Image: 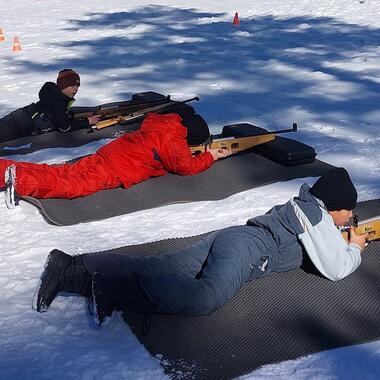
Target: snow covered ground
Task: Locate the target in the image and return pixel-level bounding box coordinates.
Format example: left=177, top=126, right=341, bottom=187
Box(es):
left=0, top=0, right=379, bottom=379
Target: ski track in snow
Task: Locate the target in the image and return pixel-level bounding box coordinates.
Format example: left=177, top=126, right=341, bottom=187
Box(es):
left=0, top=0, right=380, bottom=379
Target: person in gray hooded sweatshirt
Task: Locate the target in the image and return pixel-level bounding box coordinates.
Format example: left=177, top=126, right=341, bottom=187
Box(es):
left=34, top=167, right=368, bottom=326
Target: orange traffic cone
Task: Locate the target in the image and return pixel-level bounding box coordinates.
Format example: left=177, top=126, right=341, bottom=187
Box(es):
left=233, top=12, right=240, bottom=25
left=0, top=28, right=5, bottom=42
left=12, top=36, right=21, bottom=51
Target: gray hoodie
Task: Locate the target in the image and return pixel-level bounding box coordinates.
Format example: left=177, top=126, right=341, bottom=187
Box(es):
left=248, top=183, right=361, bottom=281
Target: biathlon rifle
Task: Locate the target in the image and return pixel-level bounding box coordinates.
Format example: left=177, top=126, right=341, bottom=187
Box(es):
left=190, top=123, right=298, bottom=156
left=93, top=96, right=200, bottom=130
left=341, top=215, right=380, bottom=243
left=73, top=96, right=171, bottom=120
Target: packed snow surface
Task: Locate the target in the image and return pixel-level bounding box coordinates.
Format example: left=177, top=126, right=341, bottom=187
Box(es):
left=0, top=0, right=379, bottom=379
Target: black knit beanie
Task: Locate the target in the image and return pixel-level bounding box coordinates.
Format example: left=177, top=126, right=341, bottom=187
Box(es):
left=309, top=167, right=357, bottom=211
left=56, top=69, right=80, bottom=90
left=181, top=114, right=210, bottom=145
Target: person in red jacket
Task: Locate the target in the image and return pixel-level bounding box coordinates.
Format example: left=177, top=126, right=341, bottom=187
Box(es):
left=0, top=112, right=229, bottom=205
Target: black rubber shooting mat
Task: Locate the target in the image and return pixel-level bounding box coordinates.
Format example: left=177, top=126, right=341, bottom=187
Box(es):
left=111, top=199, right=380, bottom=380
left=0, top=121, right=137, bottom=156
left=22, top=151, right=333, bottom=226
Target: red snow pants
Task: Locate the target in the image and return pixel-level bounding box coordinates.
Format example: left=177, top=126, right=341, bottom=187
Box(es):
left=0, top=154, right=121, bottom=199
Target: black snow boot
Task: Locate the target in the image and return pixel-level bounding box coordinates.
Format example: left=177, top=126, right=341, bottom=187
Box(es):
left=92, top=273, right=152, bottom=327
left=33, top=250, right=92, bottom=312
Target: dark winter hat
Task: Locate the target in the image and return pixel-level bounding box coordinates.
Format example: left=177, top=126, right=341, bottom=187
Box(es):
left=310, top=167, right=357, bottom=211
left=56, top=69, right=80, bottom=90
left=181, top=114, right=210, bottom=145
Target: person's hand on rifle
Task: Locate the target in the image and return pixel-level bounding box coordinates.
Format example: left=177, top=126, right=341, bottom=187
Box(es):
left=87, top=115, right=102, bottom=126
left=208, top=148, right=231, bottom=161
left=348, top=227, right=369, bottom=252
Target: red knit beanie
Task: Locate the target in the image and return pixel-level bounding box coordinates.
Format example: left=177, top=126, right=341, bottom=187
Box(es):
left=56, top=69, right=80, bottom=90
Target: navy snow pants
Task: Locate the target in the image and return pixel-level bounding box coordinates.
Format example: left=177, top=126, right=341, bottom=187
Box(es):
left=84, top=225, right=292, bottom=316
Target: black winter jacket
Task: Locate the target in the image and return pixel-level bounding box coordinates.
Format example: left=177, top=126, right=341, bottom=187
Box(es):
left=0, top=82, right=89, bottom=143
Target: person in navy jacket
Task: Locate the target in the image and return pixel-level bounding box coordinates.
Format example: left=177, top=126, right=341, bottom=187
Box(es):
left=0, top=69, right=100, bottom=143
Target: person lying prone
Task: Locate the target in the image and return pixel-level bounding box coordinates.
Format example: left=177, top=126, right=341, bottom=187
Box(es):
left=33, top=167, right=368, bottom=326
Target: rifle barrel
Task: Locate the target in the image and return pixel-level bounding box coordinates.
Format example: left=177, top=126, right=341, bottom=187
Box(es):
left=128, top=96, right=199, bottom=120
left=93, top=96, right=200, bottom=130
left=268, top=123, right=297, bottom=135
left=73, top=97, right=171, bottom=120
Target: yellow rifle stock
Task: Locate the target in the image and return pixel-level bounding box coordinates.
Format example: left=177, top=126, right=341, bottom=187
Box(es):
left=190, top=134, right=276, bottom=155
left=341, top=215, right=380, bottom=242
left=190, top=123, right=297, bottom=156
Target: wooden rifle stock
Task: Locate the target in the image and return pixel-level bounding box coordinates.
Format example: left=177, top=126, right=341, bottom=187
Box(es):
left=73, top=97, right=171, bottom=120
left=341, top=215, right=380, bottom=242
left=190, top=124, right=298, bottom=156
left=190, top=134, right=275, bottom=155
left=94, top=96, right=199, bottom=130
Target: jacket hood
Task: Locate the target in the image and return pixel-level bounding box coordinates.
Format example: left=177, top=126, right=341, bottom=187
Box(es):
left=139, top=113, right=187, bottom=138
left=296, top=182, right=327, bottom=213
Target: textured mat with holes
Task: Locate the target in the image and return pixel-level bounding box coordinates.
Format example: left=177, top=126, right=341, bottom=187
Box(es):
left=111, top=198, right=380, bottom=379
